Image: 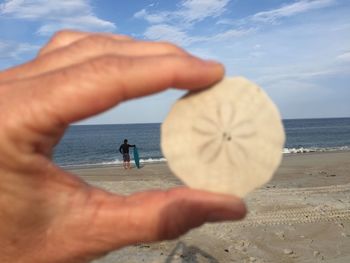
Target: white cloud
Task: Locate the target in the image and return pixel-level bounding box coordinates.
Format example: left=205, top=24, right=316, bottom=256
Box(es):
left=37, top=15, right=116, bottom=36
left=133, top=9, right=168, bottom=24
left=0, top=0, right=116, bottom=35
left=1, top=0, right=88, bottom=18
left=0, top=40, right=39, bottom=59
left=133, top=0, right=254, bottom=47
left=143, top=24, right=204, bottom=46
left=252, top=0, right=336, bottom=23
left=187, top=47, right=220, bottom=60
left=134, top=0, right=230, bottom=25
left=217, top=0, right=336, bottom=26
left=257, top=67, right=348, bottom=86
left=180, top=0, right=230, bottom=23
left=254, top=44, right=261, bottom=49
left=136, top=0, right=335, bottom=48
left=213, top=28, right=253, bottom=41
left=134, top=0, right=257, bottom=47
left=337, top=52, right=350, bottom=62
left=144, top=24, right=251, bottom=47
left=144, top=24, right=192, bottom=45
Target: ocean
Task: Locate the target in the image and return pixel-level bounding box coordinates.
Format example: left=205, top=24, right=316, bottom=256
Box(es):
left=53, top=118, right=350, bottom=168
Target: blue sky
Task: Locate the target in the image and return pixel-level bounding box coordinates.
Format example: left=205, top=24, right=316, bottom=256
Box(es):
left=0, top=0, right=349, bottom=124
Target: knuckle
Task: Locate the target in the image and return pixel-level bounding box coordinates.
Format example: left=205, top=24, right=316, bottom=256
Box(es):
left=158, top=41, right=187, bottom=54
left=156, top=213, right=189, bottom=240
left=50, top=30, right=74, bottom=43
left=78, top=34, right=133, bottom=46
left=85, top=34, right=107, bottom=43
left=165, top=188, right=188, bottom=201
left=75, top=35, right=114, bottom=50
left=153, top=190, right=191, bottom=240
left=116, top=34, right=134, bottom=41
left=39, top=30, right=76, bottom=56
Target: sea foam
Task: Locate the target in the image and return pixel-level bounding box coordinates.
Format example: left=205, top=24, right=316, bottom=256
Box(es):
left=283, top=146, right=349, bottom=154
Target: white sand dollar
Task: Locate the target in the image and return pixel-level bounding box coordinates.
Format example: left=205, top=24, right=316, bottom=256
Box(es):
left=161, top=77, right=285, bottom=197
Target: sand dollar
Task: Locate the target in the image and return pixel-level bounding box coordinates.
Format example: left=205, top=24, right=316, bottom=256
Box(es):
left=161, top=77, right=285, bottom=197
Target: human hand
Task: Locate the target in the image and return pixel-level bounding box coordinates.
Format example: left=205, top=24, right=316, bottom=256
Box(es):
left=0, top=30, right=246, bottom=263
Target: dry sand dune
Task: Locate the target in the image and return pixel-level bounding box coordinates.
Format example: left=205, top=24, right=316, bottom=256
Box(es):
left=70, top=151, right=350, bottom=263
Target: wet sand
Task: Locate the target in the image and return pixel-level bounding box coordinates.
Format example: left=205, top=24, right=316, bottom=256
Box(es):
left=69, top=151, right=350, bottom=263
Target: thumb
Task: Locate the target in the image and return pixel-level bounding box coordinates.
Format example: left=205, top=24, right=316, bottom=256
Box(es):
left=81, top=187, right=246, bottom=253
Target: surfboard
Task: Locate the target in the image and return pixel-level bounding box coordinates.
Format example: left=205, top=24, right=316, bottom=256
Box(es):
left=133, top=147, right=140, bottom=169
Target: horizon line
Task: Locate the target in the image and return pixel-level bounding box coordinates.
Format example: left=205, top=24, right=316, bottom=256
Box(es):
left=74, top=116, right=350, bottom=126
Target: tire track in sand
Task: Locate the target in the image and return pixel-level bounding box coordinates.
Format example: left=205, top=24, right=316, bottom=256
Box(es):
left=236, top=207, right=350, bottom=227
left=256, top=183, right=350, bottom=196
left=237, top=184, right=350, bottom=227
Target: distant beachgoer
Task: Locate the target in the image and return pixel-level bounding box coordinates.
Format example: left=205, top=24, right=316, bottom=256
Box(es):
left=119, top=139, right=136, bottom=169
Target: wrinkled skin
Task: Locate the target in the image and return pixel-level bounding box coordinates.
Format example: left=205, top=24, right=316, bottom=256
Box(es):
left=0, top=31, right=246, bottom=263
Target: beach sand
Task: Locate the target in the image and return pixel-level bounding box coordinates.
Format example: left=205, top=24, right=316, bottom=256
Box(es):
left=69, top=151, right=350, bottom=263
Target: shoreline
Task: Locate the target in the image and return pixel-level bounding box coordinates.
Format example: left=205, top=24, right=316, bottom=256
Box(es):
left=63, top=149, right=350, bottom=172
left=71, top=150, right=350, bottom=190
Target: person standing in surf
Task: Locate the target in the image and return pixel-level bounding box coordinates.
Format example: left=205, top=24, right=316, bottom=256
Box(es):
left=119, top=139, right=136, bottom=169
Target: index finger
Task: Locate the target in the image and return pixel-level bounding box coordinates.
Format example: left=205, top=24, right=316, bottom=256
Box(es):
left=38, top=30, right=133, bottom=56
left=27, top=54, right=225, bottom=129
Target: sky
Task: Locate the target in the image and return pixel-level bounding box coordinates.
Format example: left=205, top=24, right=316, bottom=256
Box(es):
left=0, top=0, right=349, bottom=124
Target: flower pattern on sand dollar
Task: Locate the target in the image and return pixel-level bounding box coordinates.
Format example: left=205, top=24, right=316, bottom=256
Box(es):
left=192, top=103, right=255, bottom=165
